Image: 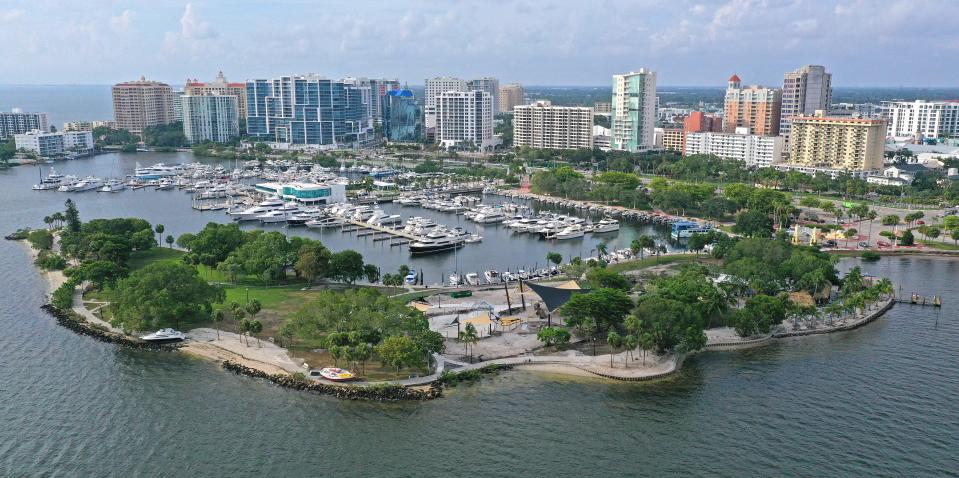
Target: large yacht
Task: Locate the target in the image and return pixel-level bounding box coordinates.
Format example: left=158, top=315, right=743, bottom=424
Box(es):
left=472, top=209, right=507, bottom=224
left=98, top=179, right=127, bottom=193
left=305, top=216, right=344, bottom=228
left=257, top=204, right=300, bottom=223
left=140, top=328, right=185, bottom=343
left=135, top=163, right=183, bottom=180
left=552, top=224, right=586, bottom=240
left=591, top=218, right=620, bottom=234
left=228, top=197, right=285, bottom=221
left=60, top=176, right=104, bottom=192
left=367, top=208, right=402, bottom=226
left=409, top=229, right=467, bottom=254
left=32, top=169, right=66, bottom=190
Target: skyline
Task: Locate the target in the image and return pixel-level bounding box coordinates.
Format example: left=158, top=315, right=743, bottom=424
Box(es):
left=0, top=0, right=957, bottom=87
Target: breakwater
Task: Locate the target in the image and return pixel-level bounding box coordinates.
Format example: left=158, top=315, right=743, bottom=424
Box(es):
left=221, top=361, right=443, bottom=401
left=40, top=304, right=180, bottom=351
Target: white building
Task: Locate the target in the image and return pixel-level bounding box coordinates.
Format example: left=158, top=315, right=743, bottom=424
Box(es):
left=254, top=181, right=347, bottom=205
left=684, top=128, right=783, bottom=167
left=513, top=101, right=593, bottom=150
left=593, top=125, right=611, bottom=151
left=435, top=90, right=494, bottom=151
left=611, top=69, right=657, bottom=152
left=885, top=100, right=959, bottom=140
left=424, top=77, right=468, bottom=128
left=15, top=130, right=94, bottom=157
left=63, top=120, right=115, bottom=132
left=182, top=93, right=239, bottom=144
left=172, top=91, right=185, bottom=122
left=1, top=109, right=49, bottom=140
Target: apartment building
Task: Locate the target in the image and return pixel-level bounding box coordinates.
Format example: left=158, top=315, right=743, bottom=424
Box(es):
left=15, top=130, right=94, bottom=157
left=435, top=90, right=494, bottom=151
left=723, top=74, right=781, bottom=136
left=885, top=100, right=959, bottom=140
left=611, top=68, right=657, bottom=152
left=499, top=84, right=525, bottom=114
left=112, top=77, right=174, bottom=136
left=424, top=77, right=468, bottom=128
left=185, top=71, right=249, bottom=119
left=788, top=112, right=885, bottom=171
left=0, top=109, right=49, bottom=140
left=780, top=65, right=832, bottom=138
left=513, top=100, right=593, bottom=150
left=684, top=128, right=783, bottom=167
left=182, top=93, right=239, bottom=144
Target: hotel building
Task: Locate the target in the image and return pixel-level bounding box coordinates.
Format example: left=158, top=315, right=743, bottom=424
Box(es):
left=112, top=77, right=175, bottom=136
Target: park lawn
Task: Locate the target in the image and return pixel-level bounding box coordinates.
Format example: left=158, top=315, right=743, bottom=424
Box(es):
left=605, top=254, right=703, bottom=274
left=919, top=239, right=959, bottom=251
left=127, top=247, right=185, bottom=270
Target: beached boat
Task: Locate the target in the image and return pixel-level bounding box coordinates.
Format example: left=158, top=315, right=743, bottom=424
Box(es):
left=484, top=270, right=500, bottom=283
left=318, top=367, right=355, bottom=382
left=140, top=328, right=185, bottom=343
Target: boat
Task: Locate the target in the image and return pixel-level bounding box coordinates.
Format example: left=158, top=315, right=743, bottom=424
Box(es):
left=98, top=179, right=127, bottom=193
left=473, top=210, right=507, bottom=224
left=591, top=218, right=620, bottom=234
left=134, top=163, right=182, bottom=180
left=404, top=269, right=417, bottom=285
left=465, top=272, right=481, bottom=286
left=484, top=270, right=500, bottom=283
left=464, top=234, right=482, bottom=243
left=318, top=367, right=355, bottom=382
left=140, top=328, right=186, bottom=342
left=228, top=197, right=286, bottom=221
left=409, top=231, right=466, bottom=255
left=553, top=224, right=585, bottom=240
left=670, top=220, right=713, bottom=239
left=286, top=209, right=324, bottom=226
left=306, top=216, right=345, bottom=228
left=257, top=205, right=300, bottom=224
left=367, top=209, right=402, bottom=226
left=449, top=273, right=462, bottom=286
left=62, top=176, right=104, bottom=192
left=32, top=168, right=66, bottom=190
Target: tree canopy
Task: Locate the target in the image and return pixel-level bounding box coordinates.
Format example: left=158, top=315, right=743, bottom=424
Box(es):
left=111, top=262, right=224, bottom=331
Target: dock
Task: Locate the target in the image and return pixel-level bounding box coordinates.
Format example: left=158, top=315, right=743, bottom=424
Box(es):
left=894, top=292, right=942, bottom=307
left=339, top=219, right=418, bottom=241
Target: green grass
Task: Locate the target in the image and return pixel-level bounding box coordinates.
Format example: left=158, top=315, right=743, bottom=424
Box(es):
left=605, top=254, right=703, bottom=274
left=919, top=239, right=959, bottom=251
left=127, top=247, right=185, bottom=270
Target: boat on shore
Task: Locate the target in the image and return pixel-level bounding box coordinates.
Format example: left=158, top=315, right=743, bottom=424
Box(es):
left=317, top=367, right=356, bottom=382
left=140, top=328, right=186, bottom=343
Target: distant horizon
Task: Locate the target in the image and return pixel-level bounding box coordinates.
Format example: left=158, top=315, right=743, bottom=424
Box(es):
left=2, top=83, right=959, bottom=90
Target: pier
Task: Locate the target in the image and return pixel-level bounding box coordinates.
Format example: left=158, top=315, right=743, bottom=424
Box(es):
left=894, top=292, right=942, bottom=307
left=339, top=219, right=419, bottom=242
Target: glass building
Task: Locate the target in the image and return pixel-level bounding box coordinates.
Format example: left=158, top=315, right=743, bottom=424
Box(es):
left=246, top=75, right=371, bottom=146
left=382, top=89, right=422, bottom=142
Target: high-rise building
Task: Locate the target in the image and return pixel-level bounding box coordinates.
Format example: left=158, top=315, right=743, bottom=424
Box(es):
left=182, top=93, right=239, bottom=144
left=788, top=112, right=885, bottom=171
left=185, top=71, right=249, bottom=119
left=341, top=77, right=401, bottom=126
left=659, top=128, right=685, bottom=153
left=683, top=111, right=723, bottom=133
left=246, top=75, right=371, bottom=147
left=0, top=109, right=49, bottom=140
left=498, top=84, right=525, bottom=114
left=468, top=77, right=500, bottom=114
left=382, top=89, right=422, bottom=142
left=424, top=77, right=468, bottom=129
left=885, top=100, right=959, bottom=140
left=594, top=102, right=612, bottom=114
left=172, top=91, right=185, bottom=122
left=435, top=90, right=494, bottom=150
left=611, top=68, right=657, bottom=152
left=780, top=65, right=832, bottom=138
left=723, top=74, right=781, bottom=136
left=112, top=77, right=175, bottom=136
left=684, top=129, right=783, bottom=167
left=14, top=130, right=94, bottom=157
left=513, top=100, right=593, bottom=150
left=63, top=120, right=114, bottom=132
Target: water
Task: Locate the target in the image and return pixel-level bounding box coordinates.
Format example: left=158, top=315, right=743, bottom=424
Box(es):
left=2, top=158, right=958, bottom=476
left=0, top=85, right=113, bottom=128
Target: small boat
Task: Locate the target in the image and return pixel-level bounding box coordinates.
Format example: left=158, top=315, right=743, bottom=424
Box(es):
left=306, top=216, right=345, bottom=228
left=464, top=234, right=482, bottom=243
left=449, top=273, right=462, bottom=286
left=484, top=270, right=500, bottom=284
left=318, top=367, right=356, bottom=382
left=404, top=269, right=417, bottom=285
left=140, top=328, right=185, bottom=342
left=465, top=272, right=481, bottom=286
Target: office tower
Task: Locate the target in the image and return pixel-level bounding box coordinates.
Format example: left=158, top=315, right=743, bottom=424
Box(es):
left=182, top=93, right=239, bottom=143
left=382, top=89, right=422, bottom=142
left=723, top=74, right=781, bottom=136
left=112, top=76, right=175, bottom=136
left=468, top=77, right=500, bottom=114
left=684, top=129, right=783, bottom=167
left=513, top=100, right=593, bottom=150
left=245, top=75, right=371, bottom=147
left=185, top=71, right=249, bottom=118
left=780, top=65, right=832, bottom=138
left=885, top=100, right=959, bottom=140
left=435, top=90, right=494, bottom=150
left=788, top=112, right=885, bottom=171
left=499, top=84, right=525, bottom=113
left=611, top=68, right=657, bottom=152
left=0, top=109, right=49, bottom=140
left=340, top=77, right=400, bottom=126
left=424, top=77, right=468, bottom=128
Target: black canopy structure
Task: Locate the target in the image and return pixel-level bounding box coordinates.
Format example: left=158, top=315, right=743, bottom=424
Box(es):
left=524, top=280, right=584, bottom=312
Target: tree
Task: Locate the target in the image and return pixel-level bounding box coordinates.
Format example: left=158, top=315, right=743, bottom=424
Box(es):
left=248, top=319, right=263, bottom=347
left=881, top=214, right=900, bottom=227
left=844, top=228, right=858, bottom=248
left=165, top=235, right=175, bottom=249
left=631, top=235, right=655, bottom=260
left=376, top=335, right=423, bottom=372
left=154, top=224, right=165, bottom=247
left=245, top=298, right=261, bottom=320
left=560, top=288, right=633, bottom=333
left=64, top=199, right=81, bottom=233
left=546, top=251, right=563, bottom=267
left=176, top=233, right=196, bottom=250
left=67, top=260, right=127, bottom=290
left=631, top=295, right=706, bottom=354
left=363, top=264, right=380, bottom=283
left=458, top=323, right=480, bottom=361
left=295, top=241, right=332, bottom=287
left=733, top=210, right=773, bottom=238
left=595, top=241, right=608, bottom=259
left=899, top=229, right=915, bottom=246
left=584, top=268, right=631, bottom=291
left=329, top=250, right=366, bottom=284
left=607, top=330, right=623, bottom=367
left=413, top=329, right=446, bottom=370
left=110, top=262, right=224, bottom=332
left=951, top=229, right=959, bottom=246
left=537, top=326, right=571, bottom=347
left=211, top=310, right=224, bottom=340
left=729, top=294, right=787, bottom=337
left=131, top=229, right=155, bottom=251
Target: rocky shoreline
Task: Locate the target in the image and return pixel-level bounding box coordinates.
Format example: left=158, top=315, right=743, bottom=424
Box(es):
left=40, top=304, right=181, bottom=352
left=221, top=361, right=444, bottom=401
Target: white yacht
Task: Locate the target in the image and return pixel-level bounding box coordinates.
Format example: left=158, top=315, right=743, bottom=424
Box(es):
left=351, top=205, right=375, bottom=221
left=257, top=204, right=300, bottom=224
left=135, top=163, right=182, bottom=180
left=287, top=208, right=324, bottom=226
left=591, top=218, right=620, bottom=234
left=553, top=224, right=586, bottom=240
left=140, top=328, right=185, bottom=343
left=404, top=269, right=418, bottom=285
left=228, top=197, right=285, bottom=221
left=62, top=176, right=103, bottom=192
left=484, top=270, right=500, bottom=284
left=32, top=169, right=66, bottom=190
left=367, top=209, right=402, bottom=226
left=98, top=180, right=127, bottom=193
left=465, top=234, right=482, bottom=243
left=473, top=210, right=507, bottom=224
left=306, top=216, right=345, bottom=228
left=409, top=230, right=466, bottom=255
left=465, top=273, right=481, bottom=286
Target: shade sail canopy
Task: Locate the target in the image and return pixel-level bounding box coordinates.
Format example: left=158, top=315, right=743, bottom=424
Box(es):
left=525, top=281, right=584, bottom=312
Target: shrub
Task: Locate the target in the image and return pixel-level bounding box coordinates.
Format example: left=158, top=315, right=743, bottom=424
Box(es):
left=51, top=281, right=76, bottom=309
left=35, top=251, right=67, bottom=270
left=27, top=229, right=54, bottom=250
left=861, top=251, right=881, bottom=262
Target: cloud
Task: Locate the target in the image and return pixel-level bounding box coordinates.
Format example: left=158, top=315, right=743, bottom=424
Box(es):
left=179, top=3, right=217, bottom=40
left=109, top=10, right=135, bottom=32
left=163, top=3, right=221, bottom=58
left=0, top=8, right=24, bottom=22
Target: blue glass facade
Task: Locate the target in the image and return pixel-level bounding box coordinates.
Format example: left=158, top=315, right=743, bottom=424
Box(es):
left=245, top=76, right=371, bottom=146
left=382, top=90, right=422, bottom=142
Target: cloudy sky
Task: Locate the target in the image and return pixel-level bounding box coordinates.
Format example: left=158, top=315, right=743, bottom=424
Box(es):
left=0, top=0, right=955, bottom=87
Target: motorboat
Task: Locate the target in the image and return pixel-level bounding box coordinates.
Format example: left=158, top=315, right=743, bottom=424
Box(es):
left=484, top=270, right=500, bottom=284
left=367, top=209, right=402, bottom=226
left=404, top=269, right=417, bottom=285
left=228, top=197, right=286, bottom=221
left=550, top=224, right=585, bottom=240
left=473, top=210, right=507, bottom=224
left=591, top=218, right=620, bottom=234
left=140, top=328, right=186, bottom=343
left=32, top=169, right=66, bottom=190
left=257, top=206, right=300, bottom=224
left=465, top=272, right=481, bottom=286
left=464, top=234, right=482, bottom=244
left=317, top=367, right=355, bottom=382
left=671, top=220, right=713, bottom=239
left=449, top=273, right=462, bottom=286
left=98, top=179, right=127, bottom=193
left=62, top=176, right=103, bottom=192
left=409, top=232, right=466, bottom=255
left=351, top=205, right=375, bottom=221
left=135, top=163, right=182, bottom=180
left=306, top=216, right=345, bottom=228
left=287, top=209, right=324, bottom=226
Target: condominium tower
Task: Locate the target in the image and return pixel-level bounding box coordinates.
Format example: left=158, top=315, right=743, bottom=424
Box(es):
left=424, top=77, right=468, bottom=128
left=0, top=109, right=49, bottom=140
left=112, top=77, right=175, bottom=136
left=246, top=75, right=371, bottom=147
left=468, top=77, right=500, bottom=114
left=788, top=112, right=885, bottom=171
left=435, top=90, right=494, bottom=150
left=611, top=68, right=657, bottom=152
left=885, top=100, right=959, bottom=140
left=723, top=75, right=781, bottom=136
left=499, top=84, right=525, bottom=114
left=513, top=100, right=593, bottom=150
left=185, top=71, right=248, bottom=119
left=182, top=93, right=239, bottom=144
left=780, top=65, right=832, bottom=137
left=684, top=129, right=783, bottom=167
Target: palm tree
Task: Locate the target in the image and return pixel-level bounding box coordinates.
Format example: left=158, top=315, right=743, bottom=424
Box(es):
left=607, top=330, right=622, bottom=368
left=624, top=334, right=637, bottom=369
left=245, top=299, right=261, bottom=321
left=211, top=310, right=224, bottom=340
left=458, top=323, right=479, bottom=362
left=43, top=215, right=53, bottom=230
left=596, top=242, right=608, bottom=261
left=234, top=310, right=247, bottom=344
left=165, top=235, right=175, bottom=248
left=248, top=320, right=263, bottom=347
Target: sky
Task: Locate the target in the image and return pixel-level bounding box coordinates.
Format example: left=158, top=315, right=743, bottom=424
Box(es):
left=0, top=0, right=956, bottom=87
